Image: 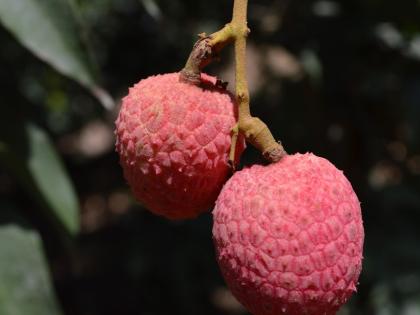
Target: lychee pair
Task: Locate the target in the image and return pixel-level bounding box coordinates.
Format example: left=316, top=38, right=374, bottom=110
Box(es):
left=115, top=72, right=364, bottom=315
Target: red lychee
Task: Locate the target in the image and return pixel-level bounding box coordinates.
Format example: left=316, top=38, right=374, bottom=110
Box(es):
left=213, top=153, right=364, bottom=315
left=115, top=72, right=243, bottom=219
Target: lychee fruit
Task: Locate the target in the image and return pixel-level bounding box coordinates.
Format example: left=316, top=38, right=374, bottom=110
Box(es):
left=115, top=72, right=243, bottom=219
left=213, top=153, right=364, bottom=315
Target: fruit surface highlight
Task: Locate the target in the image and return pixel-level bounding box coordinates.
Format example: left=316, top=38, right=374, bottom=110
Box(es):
left=213, top=153, right=364, bottom=315
left=115, top=72, right=242, bottom=219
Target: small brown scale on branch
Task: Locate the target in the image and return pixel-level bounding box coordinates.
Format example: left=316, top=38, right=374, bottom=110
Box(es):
left=179, top=0, right=287, bottom=166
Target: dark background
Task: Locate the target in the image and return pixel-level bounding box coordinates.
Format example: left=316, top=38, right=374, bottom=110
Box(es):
left=1, top=0, right=420, bottom=314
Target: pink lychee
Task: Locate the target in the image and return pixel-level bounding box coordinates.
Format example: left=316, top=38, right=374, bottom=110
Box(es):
left=115, top=72, right=243, bottom=219
left=213, top=153, right=364, bottom=315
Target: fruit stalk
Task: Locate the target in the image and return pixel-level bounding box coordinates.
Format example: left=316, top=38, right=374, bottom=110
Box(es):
left=180, top=0, right=287, bottom=164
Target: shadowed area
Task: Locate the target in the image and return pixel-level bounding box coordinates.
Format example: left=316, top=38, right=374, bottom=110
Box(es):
left=0, top=0, right=420, bottom=314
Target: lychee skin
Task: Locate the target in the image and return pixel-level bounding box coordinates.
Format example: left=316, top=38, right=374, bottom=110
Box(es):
left=115, top=72, right=242, bottom=219
left=213, top=153, right=364, bottom=315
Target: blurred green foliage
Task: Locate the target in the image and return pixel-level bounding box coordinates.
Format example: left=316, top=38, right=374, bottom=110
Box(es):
left=0, top=0, right=420, bottom=315
left=0, top=206, right=62, bottom=315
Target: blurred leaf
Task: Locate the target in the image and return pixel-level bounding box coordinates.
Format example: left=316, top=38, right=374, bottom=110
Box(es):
left=0, top=0, right=114, bottom=109
left=140, top=0, right=162, bottom=20
left=0, top=120, right=79, bottom=235
left=26, top=124, right=80, bottom=234
left=0, top=214, right=63, bottom=315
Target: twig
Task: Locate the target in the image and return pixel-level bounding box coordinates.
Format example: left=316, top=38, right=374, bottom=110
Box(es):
left=180, top=0, right=287, bottom=164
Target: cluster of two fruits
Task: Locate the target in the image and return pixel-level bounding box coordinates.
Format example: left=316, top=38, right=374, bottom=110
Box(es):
left=115, top=72, right=364, bottom=315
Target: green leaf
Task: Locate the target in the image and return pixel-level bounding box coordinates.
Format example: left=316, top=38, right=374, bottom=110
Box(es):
left=27, top=123, right=80, bottom=234
left=0, top=0, right=114, bottom=110
left=0, top=211, right=63, bottom=315
left=0, top=115, right=80, bottom=235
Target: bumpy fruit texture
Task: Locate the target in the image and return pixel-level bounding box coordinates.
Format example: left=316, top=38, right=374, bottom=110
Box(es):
left=213, top=153, right=364, bottom=315
left=115, top=72, right=242, bottom=219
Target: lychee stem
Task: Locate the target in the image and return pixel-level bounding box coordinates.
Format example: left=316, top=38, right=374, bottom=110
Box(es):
left=229, top=123, right=239, bottom=170
left=180, top=25, right=234, bottom=85
left=180, top=0, right=287, bottom=164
